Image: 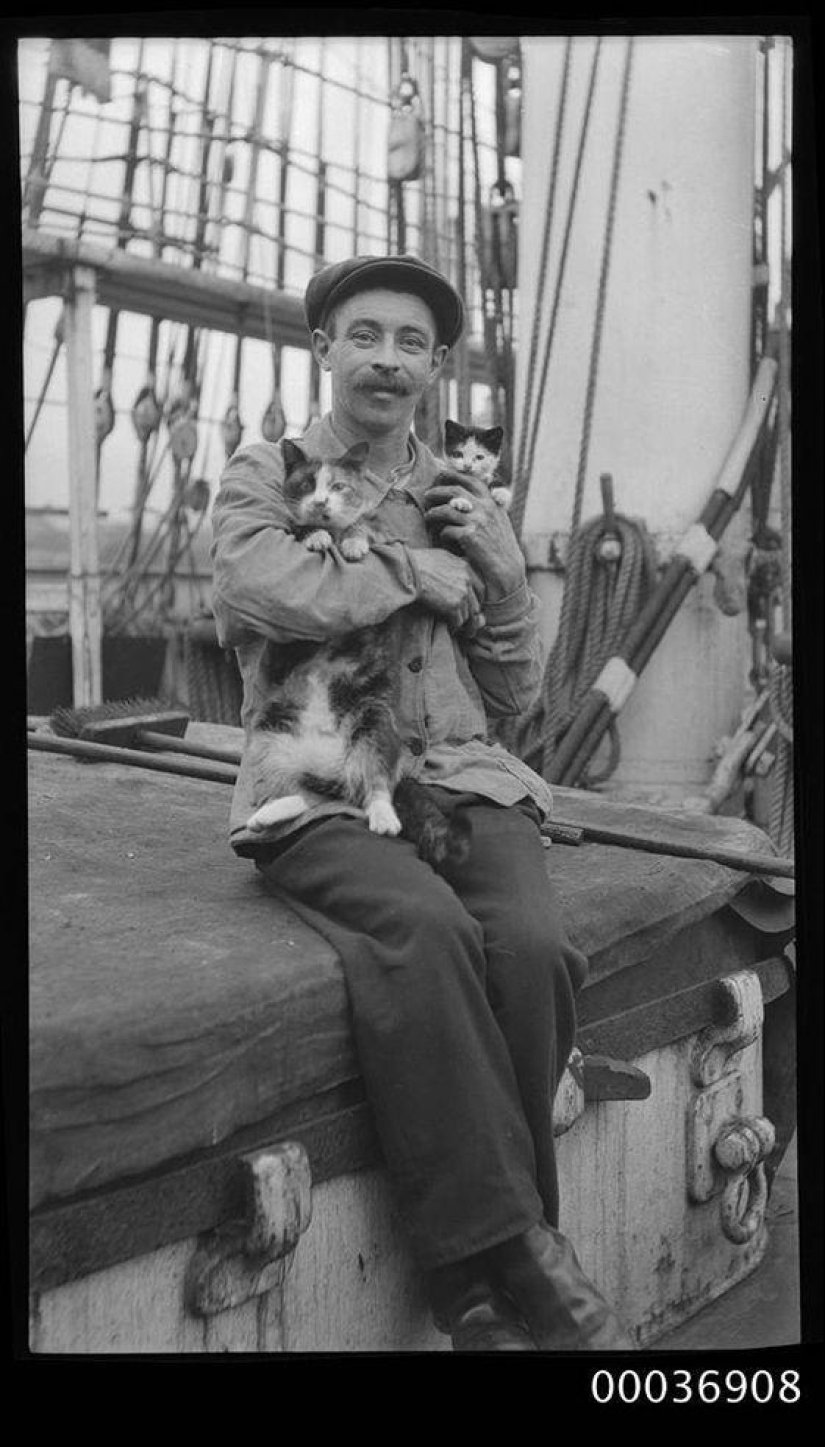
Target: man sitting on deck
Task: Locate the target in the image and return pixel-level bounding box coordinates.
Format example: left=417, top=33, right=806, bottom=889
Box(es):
left=210, top=254, right=634, bottom=1352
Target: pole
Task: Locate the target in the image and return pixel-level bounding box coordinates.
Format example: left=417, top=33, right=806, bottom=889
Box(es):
left=65, top=266, right=102, bottom=706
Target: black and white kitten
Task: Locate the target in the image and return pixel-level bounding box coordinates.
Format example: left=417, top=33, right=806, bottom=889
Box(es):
left=245, top=439, right=470, bottom=876
left=442, top=420, right=512, bottom=509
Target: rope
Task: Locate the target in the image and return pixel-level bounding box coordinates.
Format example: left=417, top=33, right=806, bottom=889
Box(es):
left=466, top=40, right=504, bottom=424
left=511, top=41, right=638, bottom=781
left=510, top=38, right=573, bottom=528
left=573, top=37, right=635, bottom=533
left=513, top=508, right=657, bottom=776
left=514, top=40, right=602, bottom=528
left=768, top=661, right=794, bottom=855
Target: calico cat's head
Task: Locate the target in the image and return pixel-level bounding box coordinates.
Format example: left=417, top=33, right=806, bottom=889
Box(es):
left=281, top=438, right=370, bottom=532
left=443, top=420, right=504, bottom=482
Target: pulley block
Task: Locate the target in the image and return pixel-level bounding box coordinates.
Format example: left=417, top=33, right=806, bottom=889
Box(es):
left=388, top=73, right=425, bottom=183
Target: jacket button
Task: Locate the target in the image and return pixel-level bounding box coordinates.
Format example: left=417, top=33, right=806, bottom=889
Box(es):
left=408, top=656, right=423, bottom=672
left=409, top=740, right=424, bottom=756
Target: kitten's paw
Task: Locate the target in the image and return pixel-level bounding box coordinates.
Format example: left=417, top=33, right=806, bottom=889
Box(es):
left=448, top=495, right=473, bottom=513
left=367, top=798, right=402, bottom=836
left=246, top=794, right=309, bottom=831
left=304, top=529, right=334, bottom=551
left=340, top=533, right=370, bottom=561
left=491, top=487, right=513, bottom=509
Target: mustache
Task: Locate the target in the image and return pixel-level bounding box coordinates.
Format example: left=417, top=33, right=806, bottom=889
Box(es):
left=357, top=377, right=410, bottom=395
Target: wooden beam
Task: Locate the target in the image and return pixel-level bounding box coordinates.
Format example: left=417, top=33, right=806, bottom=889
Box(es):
left=22, top=228, right=492, bottom=383
left=63, top=265, right=102, bottom=706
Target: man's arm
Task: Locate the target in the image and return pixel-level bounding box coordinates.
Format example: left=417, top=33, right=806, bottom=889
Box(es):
left=210, top=441, right=482, bottom=645
left=422, top=474, right=545, bottom=717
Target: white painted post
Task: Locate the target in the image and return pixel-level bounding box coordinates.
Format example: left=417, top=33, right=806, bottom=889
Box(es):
left=63, top=265, right=102, bottom=706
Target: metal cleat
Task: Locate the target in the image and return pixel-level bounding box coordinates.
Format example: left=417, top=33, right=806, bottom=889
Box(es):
left=185, top=1140, right=312, bottom=1316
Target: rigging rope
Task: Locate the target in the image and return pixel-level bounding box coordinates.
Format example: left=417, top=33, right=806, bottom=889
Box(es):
left=510, top=38, right=572, bottom=528
left=573, top=38, right=635, bottom=534
left=510, top=38, right=639, bottom=784
left=511, top=39, right=601, bottom=534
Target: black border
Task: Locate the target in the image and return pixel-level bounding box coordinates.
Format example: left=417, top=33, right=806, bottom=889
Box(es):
left=4, top=8, right=823, bottom=1433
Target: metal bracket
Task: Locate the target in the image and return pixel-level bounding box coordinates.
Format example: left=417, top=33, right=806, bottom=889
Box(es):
left=714, top=1116, right=775, bottom=1243
left=687, top=969, right=775, bottom=1244
left=553, top=1049, right=652, bottom=1135
left=185, top=1140, right=312, bottom=1317
left=553, top=1047, right=586, bottom=1136
left=690, top=970, right=764, bottom=1087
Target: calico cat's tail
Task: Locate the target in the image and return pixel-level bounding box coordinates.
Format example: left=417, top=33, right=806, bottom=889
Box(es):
left=393, top=778, right=471, bottom=878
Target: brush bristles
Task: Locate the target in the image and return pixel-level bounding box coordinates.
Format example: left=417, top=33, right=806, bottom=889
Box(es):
left=50, top=696, right=172, bottom=737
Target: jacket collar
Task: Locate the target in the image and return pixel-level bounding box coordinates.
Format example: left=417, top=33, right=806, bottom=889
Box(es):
left=298, top=413, right=442, bottom=509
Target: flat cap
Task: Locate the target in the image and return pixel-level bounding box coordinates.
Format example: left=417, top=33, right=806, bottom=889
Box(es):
left=304, top=254, right=465, bottom=349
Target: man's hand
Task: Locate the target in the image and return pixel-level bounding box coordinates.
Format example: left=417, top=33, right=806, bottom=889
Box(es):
left=410, top=549, right=486, bottom=633
left=423, top=473, right=526, bottom=601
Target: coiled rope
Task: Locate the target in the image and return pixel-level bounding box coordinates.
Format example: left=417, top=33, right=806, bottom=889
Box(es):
left=516, top=489, right=657, bottom=779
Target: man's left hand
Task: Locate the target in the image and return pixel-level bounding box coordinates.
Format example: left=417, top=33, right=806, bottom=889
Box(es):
left=423, top=472, right=526, bottom=602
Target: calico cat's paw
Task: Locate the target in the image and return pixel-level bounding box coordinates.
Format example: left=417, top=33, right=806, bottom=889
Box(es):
left=448, top=495, right=473, bottom=513
left=246, top=794, right=309, bottom=830
left=340, top=532, right=370, bottom=561
left=366, top=797, right=402, bottom=836
left=490, top=487, right=513, bottom=509
left=304, top=529, right=334, bottom=551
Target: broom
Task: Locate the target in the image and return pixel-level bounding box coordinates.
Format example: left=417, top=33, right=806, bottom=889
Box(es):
left=30, top=699, right=795, bottom=881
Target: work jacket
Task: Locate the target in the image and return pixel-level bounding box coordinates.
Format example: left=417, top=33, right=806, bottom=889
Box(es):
left=209, top=413, right=554, bottom=853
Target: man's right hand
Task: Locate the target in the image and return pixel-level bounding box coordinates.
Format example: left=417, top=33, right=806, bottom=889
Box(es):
left=410, top=550, right=486, bottom=633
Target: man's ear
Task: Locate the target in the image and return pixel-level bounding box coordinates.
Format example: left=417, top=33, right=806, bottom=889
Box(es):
left=428, top=343, right=449, bottom=383
left=311, top=328, right=334, bottom=371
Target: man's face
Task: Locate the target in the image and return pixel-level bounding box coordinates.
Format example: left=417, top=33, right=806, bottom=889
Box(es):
left=312, top=288, right=447, bottom=431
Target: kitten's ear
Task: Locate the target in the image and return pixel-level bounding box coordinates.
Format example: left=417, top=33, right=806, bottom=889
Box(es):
left=443, top=419, right=466, bottom=448
left=339, top=440, right=370, bottom=468
left=481, top=427, right=504, bottom=453
left=281, top=438, right=306, bottom=474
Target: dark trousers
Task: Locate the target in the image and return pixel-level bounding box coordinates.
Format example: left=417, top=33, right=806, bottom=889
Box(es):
left=256, top=790, right=588, bottom=1269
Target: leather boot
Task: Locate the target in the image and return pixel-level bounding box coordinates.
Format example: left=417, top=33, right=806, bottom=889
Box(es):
left=429, top=1257, right=537, bottom=1351
left=485, top=1222, right=636, bottom=1351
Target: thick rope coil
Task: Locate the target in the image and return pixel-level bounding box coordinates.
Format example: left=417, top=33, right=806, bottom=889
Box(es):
left=510, top=509, right=657, bottom=778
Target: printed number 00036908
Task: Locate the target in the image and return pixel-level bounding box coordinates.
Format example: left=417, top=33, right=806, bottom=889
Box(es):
left=591, top=1369, right=801, bottom=1405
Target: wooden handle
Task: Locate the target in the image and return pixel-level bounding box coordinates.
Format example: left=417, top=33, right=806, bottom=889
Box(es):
left=28, top=731, right=238, bottom=785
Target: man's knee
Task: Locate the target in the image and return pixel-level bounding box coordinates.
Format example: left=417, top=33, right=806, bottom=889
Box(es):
left=495, top=908, right=588, bottom=998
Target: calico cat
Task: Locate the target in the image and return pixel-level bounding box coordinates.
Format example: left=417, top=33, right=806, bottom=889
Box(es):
left=245, top=439, right=470, bottom=877
left=442, top=419, right=512, bottom=509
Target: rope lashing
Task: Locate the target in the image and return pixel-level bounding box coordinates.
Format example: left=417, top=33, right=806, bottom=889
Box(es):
left=675, top=523, right=719, bottom=576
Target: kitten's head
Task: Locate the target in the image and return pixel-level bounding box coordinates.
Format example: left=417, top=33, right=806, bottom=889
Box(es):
left=282, top=438, right=370, bottom=531
left=442, top=420, right=504, bottom=482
